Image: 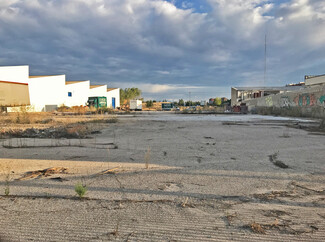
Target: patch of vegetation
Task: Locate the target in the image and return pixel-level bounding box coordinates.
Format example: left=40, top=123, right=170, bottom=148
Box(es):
left=75, top=183, right=87, bottom=198
left=120, top=87, right=142, bottom=108
left=144, top=147, right=151, bottom=169
left=146, top=100, right=153, bottom=108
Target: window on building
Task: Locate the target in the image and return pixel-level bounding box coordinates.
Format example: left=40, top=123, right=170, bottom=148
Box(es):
left=68, top=92, right=72, bottom=97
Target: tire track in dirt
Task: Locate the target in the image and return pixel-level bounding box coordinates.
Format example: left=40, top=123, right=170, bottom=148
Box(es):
left=1, top=197, right=324, bottom=241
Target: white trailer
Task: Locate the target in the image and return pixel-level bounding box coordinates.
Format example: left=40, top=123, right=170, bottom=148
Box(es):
left=130, top=100, right=142, bottom=111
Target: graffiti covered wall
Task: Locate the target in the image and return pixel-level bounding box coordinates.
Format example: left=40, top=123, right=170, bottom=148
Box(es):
left=245, top=84, right=325, bottom=118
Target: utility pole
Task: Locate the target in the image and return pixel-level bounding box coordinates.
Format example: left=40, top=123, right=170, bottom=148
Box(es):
left=189, top=91, right=191, bottom=106
left=264, top=34, right=267, bottom=87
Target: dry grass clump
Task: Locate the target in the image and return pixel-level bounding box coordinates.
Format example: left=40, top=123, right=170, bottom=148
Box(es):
left=144, top=147, right=151, bottom=169
left=0, top=161, right=14, bottom=196
left=0, top=108, right=119, bottom=139
left=58, top=105, right=89, bottom=114
left=0, top=112, right=118, bottom=138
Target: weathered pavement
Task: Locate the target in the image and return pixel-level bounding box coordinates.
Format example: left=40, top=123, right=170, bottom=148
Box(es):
left=0, top=114, right=324, bottom=241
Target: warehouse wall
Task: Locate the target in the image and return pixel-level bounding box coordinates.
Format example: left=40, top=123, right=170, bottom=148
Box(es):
left=65, top=81, right=90, bottom=107
left=28, top=75, right=66, bottom=112
left=89, top=85, right=107, bottom=99
left=0, top=81, right=30, bottom=107
left=245, top=84, right=325, bottom=118
left=106, top=88, right=120, bottom=109
left=0, top=66, right=29, bottom=83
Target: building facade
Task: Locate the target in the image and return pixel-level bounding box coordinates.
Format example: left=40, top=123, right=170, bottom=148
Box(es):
left=0, top=65, right=120, bottom=111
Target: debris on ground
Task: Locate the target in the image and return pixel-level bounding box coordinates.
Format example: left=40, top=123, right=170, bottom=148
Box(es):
left=225, top=212, right=238, bottom=226
left=17, top=167, right=68, bottom=180
left=97, top=167, right=119, bottom=175
left=180, top=197, right=195, bottom=208
left=244, top=218, right=320, bottom=235
left=253, top=190, right=293, bottom=200
left=250, top=222, right=266, bottom=234
left=49, top=177, right=69, bottom=182
left=269, top=152, right=289, bottom=169
left=180, top=197, right=189, bottom=208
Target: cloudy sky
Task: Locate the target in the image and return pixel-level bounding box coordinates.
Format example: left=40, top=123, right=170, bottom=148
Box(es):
left=1, top=0, right=325, bottom=100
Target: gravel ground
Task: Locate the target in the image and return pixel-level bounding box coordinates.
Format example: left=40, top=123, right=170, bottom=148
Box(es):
left=0, top=113, right=324, bottom=241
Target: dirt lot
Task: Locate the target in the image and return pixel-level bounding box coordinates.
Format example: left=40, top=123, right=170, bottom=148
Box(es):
left=0, top=113, right=324, bottom=241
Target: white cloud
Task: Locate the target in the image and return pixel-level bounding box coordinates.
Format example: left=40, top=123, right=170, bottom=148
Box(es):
left=156, top=70, right=170, bottom=75
left=0, top=0, right=325, bottom=100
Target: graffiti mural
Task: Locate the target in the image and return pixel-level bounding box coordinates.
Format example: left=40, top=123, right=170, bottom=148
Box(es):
left=319, top=95, right=325, bottom=108
left=265, top=96, right=273, bottom=107
left=280, top=96, right=292, bottom=107
left=294, top=94, right=316, bottom=107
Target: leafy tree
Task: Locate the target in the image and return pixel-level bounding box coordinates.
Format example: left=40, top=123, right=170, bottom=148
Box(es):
left=178, top=99, right=184, bottom=106
left=120, top=88, right=142, bottom=106
left=213, top=97, right=222, bottom=106
left=185, top=101, right=194, bottom=106
left=146, top=100, right=153, bottom=108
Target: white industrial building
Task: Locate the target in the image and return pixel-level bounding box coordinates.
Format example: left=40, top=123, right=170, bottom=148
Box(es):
left=0, top=65, right=29, bottom=84
left=106, top=88, right=120, bottom=109
left=89, top=85, right=108, bottom=97
left=65, top=80, right=91, bottom=107
left=29, top=75, right=66, bottom=112
left=0, top=65, right=120, bottom=111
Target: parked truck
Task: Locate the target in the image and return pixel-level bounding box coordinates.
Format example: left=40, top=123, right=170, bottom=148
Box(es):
left=87, top=96, right=107, bottom=109
left=130, top=99, right=142, bottom=111
left=161, top=102, right=174, bottom=111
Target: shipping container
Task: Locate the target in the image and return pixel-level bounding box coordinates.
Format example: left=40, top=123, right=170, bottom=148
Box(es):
left=130, top=100, right=142, bottom=110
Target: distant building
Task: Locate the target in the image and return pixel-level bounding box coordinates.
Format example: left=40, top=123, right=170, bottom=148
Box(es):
left=231, top=86, right=304, bottom=106
left=304, top=74, right=325, bottom=86
left=286, top=82, right=305, bottom=87
left=106, top=88, right=120, bottom=109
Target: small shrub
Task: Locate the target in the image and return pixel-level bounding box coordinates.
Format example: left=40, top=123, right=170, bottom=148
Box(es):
left=4, top=184, right=9, bottom=196
left=75, top=183, right=87, bottom=198
left=57, top=105, right=70, bottom=112
left=98, top=107, right=114, bottom=114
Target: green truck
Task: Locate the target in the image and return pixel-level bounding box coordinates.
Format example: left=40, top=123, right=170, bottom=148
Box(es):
left=87, top=96, right=107, bottom=109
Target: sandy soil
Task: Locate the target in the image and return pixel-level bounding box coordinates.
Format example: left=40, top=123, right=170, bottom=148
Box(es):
left=0, top=113, right=324, bottom=241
